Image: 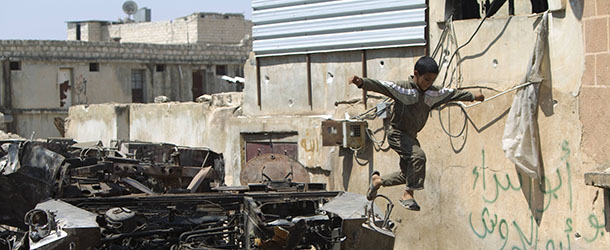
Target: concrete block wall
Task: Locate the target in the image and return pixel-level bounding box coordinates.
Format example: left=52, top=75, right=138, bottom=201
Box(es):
left=197, top=13, right=252, bottom=44
left=84, top=22, right=104, bottom=42
left=580, top=0, right=610, bottom=165
left=101, top=13, right=251, bottom=45
left=108, top=17, right=198, bottom=44
left=66, top=23, right=77, bottom=41
left=0, top=40, right=249, bottom=65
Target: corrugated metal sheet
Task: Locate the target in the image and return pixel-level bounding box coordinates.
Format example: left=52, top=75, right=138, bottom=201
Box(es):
left=252, top=0, right=426, bottom=56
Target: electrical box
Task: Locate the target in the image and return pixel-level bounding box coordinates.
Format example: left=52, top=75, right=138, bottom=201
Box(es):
left=376, top=102, right=389, bottom=119
left=321, top=120, right=367, bottom=149
left=321, top=120, right=343, bottom=146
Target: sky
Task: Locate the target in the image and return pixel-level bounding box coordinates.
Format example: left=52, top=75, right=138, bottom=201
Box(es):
left=0, top=0, right=253, bottom=40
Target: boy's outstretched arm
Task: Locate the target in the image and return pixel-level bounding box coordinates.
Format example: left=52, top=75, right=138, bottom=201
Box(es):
left=429, top=89, right=484, bottom=109
left=348, top=75, right=419, bottom=105
left=349, top=75, right=364, bottom=87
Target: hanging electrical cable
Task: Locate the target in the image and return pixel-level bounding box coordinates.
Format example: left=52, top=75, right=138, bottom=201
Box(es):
left=440, top=16, right=488, bottom=88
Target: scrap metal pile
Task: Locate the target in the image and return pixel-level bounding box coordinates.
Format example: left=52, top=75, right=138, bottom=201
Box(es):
left=0, top=139, right=395, bottom=250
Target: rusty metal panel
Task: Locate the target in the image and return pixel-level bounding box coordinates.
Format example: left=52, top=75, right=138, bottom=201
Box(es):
left=58, top=68, right=72, bottom=108
left=240, top=153, right=310, bottom=184
left=245, top=142, right=298, bottom=162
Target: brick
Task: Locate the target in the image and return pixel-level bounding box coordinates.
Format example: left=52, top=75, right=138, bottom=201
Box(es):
left=597, top=0, right=610, bottom=15
left=596, top=53, right=610, bottom=85
left=585, top=18, right=608, bottom=53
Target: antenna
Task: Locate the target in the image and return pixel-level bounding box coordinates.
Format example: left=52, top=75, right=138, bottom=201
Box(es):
left=122, top=1, right=138, bottom=20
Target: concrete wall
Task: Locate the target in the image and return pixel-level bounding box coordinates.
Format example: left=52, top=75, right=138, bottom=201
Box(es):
left=13, top=112, right=65, bottom=139
left=66, top=104, right=129, bottom=146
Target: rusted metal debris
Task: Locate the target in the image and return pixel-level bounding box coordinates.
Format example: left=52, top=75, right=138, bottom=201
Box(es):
left=0, top=138, right=395, bottom=250
left=240, top=153, right=310, bottom=185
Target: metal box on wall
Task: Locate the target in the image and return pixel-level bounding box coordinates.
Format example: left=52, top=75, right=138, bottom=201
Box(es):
left=321, top=120, right=368, bottom=149
left=321, top=120, right=343, bottom=146
left=343, top=120, right=367, bottom=149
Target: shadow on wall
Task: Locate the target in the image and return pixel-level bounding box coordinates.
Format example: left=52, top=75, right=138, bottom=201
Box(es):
left=458, top=16, right=513, bottom=65
left=340, top=143, right=374, bottom=191
left=517, top=165, right=546, bottom=225
left=570, top=0, right=584, bottom=20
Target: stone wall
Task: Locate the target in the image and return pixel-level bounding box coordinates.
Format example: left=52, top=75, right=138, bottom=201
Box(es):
left=581, top=0, right=610, bottom=166
left=0, top=40, right=249, bottom=64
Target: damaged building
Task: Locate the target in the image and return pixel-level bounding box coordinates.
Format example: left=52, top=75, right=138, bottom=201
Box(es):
left=0, top=11, right=251, bottom=139
left=3, top=0, right=610, bottom=249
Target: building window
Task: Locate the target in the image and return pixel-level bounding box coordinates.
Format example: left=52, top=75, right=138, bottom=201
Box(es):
left=531, top=0, right=548, bottom=13
left=445, top=0, right=481, bottom=20
left=156, top=64, right=165, bottom=72
left=76, top=24, right=81, bottom=41
left=89, top=63, right=99, bottom=72
left=131, top=69, right=145, bottom=103
left=215, top=65, right=226, bottom=76
left=9, top=61, right=21, bottom=71
left=235, top=66, right=244, bottom=77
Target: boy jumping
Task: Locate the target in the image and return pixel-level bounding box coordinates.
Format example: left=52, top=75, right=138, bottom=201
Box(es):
left=349, top=56, right=484, bottom=210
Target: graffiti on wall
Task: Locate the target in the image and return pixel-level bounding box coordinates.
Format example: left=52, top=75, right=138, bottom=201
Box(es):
left=468, top=141, right=606, bottom=249
left=300, top=138, right=319, bottom=153
left=74, top=74, right=88, bottom=105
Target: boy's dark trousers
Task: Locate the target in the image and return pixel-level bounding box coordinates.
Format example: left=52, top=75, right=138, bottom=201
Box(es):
left=380, top=128, right=426, bottom=191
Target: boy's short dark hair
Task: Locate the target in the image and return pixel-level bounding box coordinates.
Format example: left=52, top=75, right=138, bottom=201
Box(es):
left=415, top=56, right=439, bottom=75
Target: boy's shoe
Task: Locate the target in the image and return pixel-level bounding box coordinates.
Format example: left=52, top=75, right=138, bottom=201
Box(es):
left=366, top=171, right=381, bottom=200
left=398, top=198, right=420, bottom=211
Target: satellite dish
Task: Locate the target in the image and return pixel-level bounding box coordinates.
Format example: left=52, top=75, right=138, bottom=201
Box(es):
left=122, top=1, right=138, bottom=15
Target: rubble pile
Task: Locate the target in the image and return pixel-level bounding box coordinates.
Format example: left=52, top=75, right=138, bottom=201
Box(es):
left=0, top=139, right=395, bottom=250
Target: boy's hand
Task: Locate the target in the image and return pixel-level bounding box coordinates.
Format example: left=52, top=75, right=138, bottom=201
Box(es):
left=474, top=93, right=485, bottom=102
left=349, top=75, right=363, bottom=87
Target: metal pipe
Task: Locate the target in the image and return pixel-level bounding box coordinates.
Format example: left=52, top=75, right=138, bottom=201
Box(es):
left=361, top=50, right=367, bottom=109
left=179, top=225, right=236, bottom=242
left=306, top=54, right=312, bottom=110
left=256, top=57, right=262, bottom=109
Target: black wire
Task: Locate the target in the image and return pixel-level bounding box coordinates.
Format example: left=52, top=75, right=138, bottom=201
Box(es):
left=441, top=16, right=488, bottom=88
left=438, top=104, right=468, bottom=138
left=457, top=86, right=501, bottom=92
